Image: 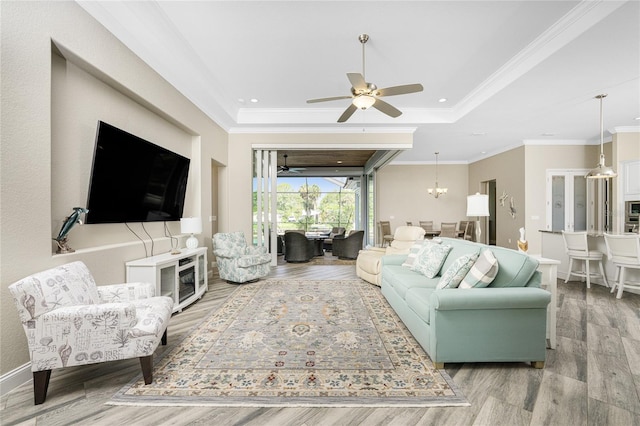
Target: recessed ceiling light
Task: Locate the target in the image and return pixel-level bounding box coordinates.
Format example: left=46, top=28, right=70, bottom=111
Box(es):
left=438, top=98, right=447, bottom=103
left=542, top=133, right=555, bottom=136
left=337, top=160, right=343, bottom=164
left=635, top=116, right=640, bottom=120
left=237, top=98, right=245, bottom=104
left=250, top=98, right=259, bottom=103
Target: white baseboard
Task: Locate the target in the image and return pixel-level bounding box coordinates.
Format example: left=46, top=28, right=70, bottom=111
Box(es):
left=0, top=363, right=31, bottom=398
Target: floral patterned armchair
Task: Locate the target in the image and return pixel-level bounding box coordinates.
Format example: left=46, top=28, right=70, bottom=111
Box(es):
left=213, top=231, right=271, bottom=283
left=8, top=261, right=173, bottom=405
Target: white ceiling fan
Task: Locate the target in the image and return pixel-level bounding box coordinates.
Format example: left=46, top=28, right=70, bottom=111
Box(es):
left=307, top=34, right=424, bottom=123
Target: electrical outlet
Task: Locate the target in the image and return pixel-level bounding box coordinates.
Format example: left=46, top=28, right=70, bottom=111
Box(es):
left=508, top=238, right=512, bottom=244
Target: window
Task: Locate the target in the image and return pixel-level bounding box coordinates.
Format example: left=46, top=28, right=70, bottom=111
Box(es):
left=253, top=176, right=360, bottom=238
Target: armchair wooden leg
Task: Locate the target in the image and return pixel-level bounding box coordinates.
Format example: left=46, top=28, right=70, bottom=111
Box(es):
left=140, top=355, right=154, bottom=385
left=161, top=329, right=167, bottom=345
left=33, top=370, right=51, bottom=405
left=433, top=362, right=445, bottom=369
left=531, top=361, right=545, bottom=369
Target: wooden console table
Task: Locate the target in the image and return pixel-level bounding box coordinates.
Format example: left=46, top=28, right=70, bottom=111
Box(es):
left=530, top=254, right=559, bottom=349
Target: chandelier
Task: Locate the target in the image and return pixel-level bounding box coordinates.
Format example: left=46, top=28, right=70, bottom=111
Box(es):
left=585, top=94, right=617, bottom=179
left=427, top=152, right=448, bottom=198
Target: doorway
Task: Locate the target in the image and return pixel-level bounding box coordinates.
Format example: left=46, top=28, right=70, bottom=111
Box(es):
left=488, top=180, right=497, bottom=245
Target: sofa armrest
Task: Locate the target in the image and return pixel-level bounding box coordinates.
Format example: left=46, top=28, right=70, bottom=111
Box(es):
left=98, top=282, right=156, bottom=302
left=381, top=254, right=408, bottom=266
left=430, top=287, right=551, bottom=311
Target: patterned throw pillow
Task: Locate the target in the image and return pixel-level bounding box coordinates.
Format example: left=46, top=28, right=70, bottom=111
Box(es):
left=410, top=242, right=452, bottom=278
left=459, top=249, right=500, bottom=289
left=436, top=253, right=479, bottom=290
left=401, top=239, right=440, bottom=268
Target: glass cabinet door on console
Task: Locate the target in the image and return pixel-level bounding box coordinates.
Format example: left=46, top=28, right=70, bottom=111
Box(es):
left=126, top=247, right=207, bottom=313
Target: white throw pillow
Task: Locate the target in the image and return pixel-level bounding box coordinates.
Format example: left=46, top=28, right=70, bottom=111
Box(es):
left=410, top=241, right=452, bottom=278
left=459, top=249, right=499, bottom=289
left=436, top=253, right=479, bottom=289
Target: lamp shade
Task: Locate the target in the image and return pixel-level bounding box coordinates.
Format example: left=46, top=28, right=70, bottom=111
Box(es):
left=467, top=193, right=489, bottom=217
left=180, top=217, right=202, bottom=234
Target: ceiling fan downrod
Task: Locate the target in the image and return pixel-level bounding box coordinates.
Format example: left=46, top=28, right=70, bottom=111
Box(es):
left=359, top=34, right=369, bottom=80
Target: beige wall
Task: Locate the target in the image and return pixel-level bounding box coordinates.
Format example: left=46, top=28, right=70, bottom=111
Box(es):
left=377, top=164, right=469, bottom=234
left=1, top=2, right=226, bottom=375
left=468, top=147, right=526, bottom=250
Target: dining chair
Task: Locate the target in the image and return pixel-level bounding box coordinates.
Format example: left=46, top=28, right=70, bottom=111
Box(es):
left=419, top=221, right=433, bottom=232
left=379, top=221, right=394, bottom=247
left=562, top=231, right=608, bottom=289
left=603, top=234, right=640, bottom=299
left=406, top=221, right=413, bottom=226
left=461, top=221, right=474, bottom=240
left=440, top=222, right=458, bottom=238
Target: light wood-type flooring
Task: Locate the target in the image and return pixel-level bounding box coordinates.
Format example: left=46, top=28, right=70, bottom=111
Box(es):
left=2, top=254, right=639, bottom=425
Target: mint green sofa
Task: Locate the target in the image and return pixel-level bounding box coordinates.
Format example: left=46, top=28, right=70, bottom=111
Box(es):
left=380, top=237, right=550, bottom=369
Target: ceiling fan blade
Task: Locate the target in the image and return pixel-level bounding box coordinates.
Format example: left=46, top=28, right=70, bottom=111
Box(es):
left=372, top=98, right=402, bottom=118
left=337, top=104, right=358, bottom=123
left=307, top=96, right=352, bottom=104
left=347, top=73, right=367, bottom=91
left=376, top=83, right=424, bottom=97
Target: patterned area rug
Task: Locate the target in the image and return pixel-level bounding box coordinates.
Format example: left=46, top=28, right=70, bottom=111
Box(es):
left=109, top=279, right=468, bottom=407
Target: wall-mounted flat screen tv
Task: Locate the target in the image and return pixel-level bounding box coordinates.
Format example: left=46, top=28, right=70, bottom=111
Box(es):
left=85, top=121, right=190, bottom=224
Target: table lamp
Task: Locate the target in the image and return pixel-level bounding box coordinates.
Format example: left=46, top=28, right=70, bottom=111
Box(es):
left=466, top=193, right=489, bottom=243
left=180, top=217, right=202, bottom=249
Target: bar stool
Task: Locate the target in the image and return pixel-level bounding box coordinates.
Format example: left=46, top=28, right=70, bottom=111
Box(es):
left=603, top=234, right=640, bottom=299
left=562, top=231, right=609, bottom=289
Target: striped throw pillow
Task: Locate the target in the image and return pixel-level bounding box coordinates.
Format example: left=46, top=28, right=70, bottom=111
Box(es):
left=459, top=249, right=499, bottom=288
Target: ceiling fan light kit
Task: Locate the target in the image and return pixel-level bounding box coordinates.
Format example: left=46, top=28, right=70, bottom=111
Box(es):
left=586, top=94, right=617, bottom=179
left=306, top=34, right=423, bottom=122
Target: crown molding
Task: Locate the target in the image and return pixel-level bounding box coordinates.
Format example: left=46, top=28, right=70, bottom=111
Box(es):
left=236, top=108, right=455, bottom=125
left=230, top=126, right=418, bottom=134
left=611, top=126, right=640, bottom=133
left=523, top=139, right=588, bottom=145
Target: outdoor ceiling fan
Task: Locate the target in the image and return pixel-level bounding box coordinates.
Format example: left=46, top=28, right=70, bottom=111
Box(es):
left=277, top=154, right=304, bottom=174
left=306, top=34, right=424, bottom=123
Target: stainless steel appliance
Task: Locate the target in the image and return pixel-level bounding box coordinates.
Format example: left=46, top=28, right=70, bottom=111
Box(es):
left=625, top=201, right=639, bottom=233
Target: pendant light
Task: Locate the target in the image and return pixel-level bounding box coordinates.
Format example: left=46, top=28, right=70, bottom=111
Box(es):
left=586, top=94, right=617, bottom=179
left=427, top=152, right=447, bottom=198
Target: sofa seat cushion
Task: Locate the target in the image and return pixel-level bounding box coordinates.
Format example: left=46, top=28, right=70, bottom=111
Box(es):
left=383, top=265, right=437, bottom=299
left=405, top=287, right=435, bottom=325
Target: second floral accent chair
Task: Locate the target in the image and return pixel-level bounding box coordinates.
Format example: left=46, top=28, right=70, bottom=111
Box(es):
left=213, top=231, right=271, bottom=283
left=8, top=261, right=173, bottom=405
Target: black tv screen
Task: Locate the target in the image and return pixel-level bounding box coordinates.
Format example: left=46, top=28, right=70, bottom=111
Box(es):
left=85, top=121, right=190, bottom=224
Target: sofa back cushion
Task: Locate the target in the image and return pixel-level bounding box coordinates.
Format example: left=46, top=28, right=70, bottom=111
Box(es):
left=389, top=226, right=426, bottom=251
left=437, top=238, right=539, bottom=288
left=487, top=245, right=539, bottom=287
